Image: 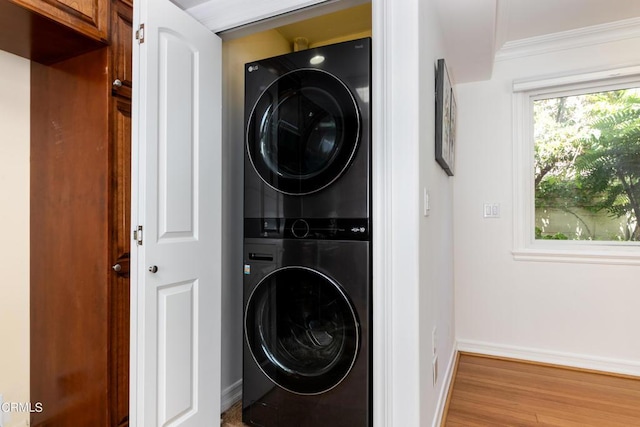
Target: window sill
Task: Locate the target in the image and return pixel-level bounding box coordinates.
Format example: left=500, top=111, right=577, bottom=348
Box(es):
left=512, top=244, right=640, bottom=265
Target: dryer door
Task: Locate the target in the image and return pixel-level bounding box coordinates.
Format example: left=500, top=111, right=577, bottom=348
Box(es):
left=246, top=69, right=360, bottom=195
left=244, top=266, right=360, bottom=395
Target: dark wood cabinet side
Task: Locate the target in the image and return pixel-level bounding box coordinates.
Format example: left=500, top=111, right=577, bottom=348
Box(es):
left=30, top=47, right=111, bottom=427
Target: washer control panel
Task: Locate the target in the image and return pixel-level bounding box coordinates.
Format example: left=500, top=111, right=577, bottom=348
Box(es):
left=244, top=218, right=370, bottom=240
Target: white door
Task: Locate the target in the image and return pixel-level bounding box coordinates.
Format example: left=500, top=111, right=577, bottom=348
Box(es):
left=131, top=0, right=222, bottom=424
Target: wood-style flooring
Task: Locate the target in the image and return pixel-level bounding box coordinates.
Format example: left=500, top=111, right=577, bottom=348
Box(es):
left=221, top=401, right=247, bottom=427
left=443, top=353, right=640, bottom=426
left=221, top=352, right=640, bottom=426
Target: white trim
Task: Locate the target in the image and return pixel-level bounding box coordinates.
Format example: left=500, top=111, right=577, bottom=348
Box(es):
left=457, top=339, right=640, bottom=378
left=431, top=349, right=458, bottom=427
left=130, top=0, right=144, bottom=422
left=511, top=89, right=533, bottom=254
left=513, top=66, right=640, bottom=93
left=512, top=248, right=640, bottom=265
left=493, top=0, right=510, bottom=53
left=512, top=71, right=640, bottom=265
left=220, top=379, right=242, bottom=413
left=379, top=0, right=421, bottom=424
left=372, top=0, right=391, bottom=426
left=496, top=17, right=640, bottom=62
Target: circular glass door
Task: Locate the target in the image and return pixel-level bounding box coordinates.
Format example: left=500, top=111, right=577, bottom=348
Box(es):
left=244, top=266, right=360, bottom=395
left=246, top=69, right=361, bottom=195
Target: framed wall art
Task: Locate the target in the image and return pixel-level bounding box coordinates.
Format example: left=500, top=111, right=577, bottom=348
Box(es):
left=435, top=58, right=456, bottom=176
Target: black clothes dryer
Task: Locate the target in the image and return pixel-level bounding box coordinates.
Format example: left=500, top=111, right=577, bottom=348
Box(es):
left=242, top=235, right=371, bottom=427
left=244, top=38, right=371, bottom=220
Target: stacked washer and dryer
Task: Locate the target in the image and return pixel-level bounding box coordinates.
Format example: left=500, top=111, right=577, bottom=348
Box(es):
left=242, top=38, right=372, bottom=427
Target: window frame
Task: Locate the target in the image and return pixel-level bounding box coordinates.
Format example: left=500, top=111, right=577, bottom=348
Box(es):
left=512, top=66, right=640, bottom=265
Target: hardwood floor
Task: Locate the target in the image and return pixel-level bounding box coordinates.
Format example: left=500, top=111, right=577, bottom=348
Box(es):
left=221, top=402, right=247, bottom=427
left=443, top=353, right=640, bottom=426
left=222, top=353, right=640, bottom=426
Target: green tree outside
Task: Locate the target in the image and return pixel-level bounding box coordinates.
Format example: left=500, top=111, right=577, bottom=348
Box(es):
left=534, top=88, right=640, bottom=241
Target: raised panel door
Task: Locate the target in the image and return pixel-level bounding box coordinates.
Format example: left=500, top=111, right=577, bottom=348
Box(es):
left=111, top=0, right=132, bottom=98
left=131, top=0, right=222, bottom=423
left=109, top=95, right=132, bottom=427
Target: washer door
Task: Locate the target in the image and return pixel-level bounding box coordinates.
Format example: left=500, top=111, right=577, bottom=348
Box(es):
left=246, top=69, right=361, bottom=195
left=244, top=266, right=360, bottom=395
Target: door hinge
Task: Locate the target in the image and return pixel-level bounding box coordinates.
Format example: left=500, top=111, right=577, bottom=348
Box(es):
left=133, top=225, right=143, bottom=246
left=135, top=23, right=145, bottom=44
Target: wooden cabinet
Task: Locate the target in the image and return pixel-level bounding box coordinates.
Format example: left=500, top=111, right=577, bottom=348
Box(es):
left=109, top=95, right=132, bottom=427
left=0, top=0, right=108, bottom=64
left=11, top=0, right=108, bottom=41
left=31, top=46, right=111, bottom=427
left=108, top=2, right=133, bottom=425
left=111, top=0, right=133, bottom=98
left=30, top=0, right=132, bottom=425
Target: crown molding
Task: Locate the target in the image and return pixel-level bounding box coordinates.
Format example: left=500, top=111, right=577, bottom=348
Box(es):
left=496, top=17, right=640, bottom=62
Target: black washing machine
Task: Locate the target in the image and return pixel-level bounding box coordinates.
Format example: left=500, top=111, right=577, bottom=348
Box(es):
left=244, top=38, right=371, bottom=220
left=242, top=224, right=371, bottom=427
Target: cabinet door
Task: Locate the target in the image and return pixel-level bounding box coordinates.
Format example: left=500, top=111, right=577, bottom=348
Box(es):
left=8, top=0, right=108, bottom=41
left=111, top=0, right=133, bottom=98
left=109, top=95, right=132, bottom=427
left=109, top=0, right=132, bottom=425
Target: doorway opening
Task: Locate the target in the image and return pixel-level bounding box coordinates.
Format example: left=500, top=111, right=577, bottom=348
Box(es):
left=218, top=0, right=372, bottom=413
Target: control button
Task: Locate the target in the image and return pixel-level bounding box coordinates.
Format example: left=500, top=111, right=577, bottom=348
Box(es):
left=291, top=219, right=310, bottom=238
left=262, top=218, right=279, bottom=233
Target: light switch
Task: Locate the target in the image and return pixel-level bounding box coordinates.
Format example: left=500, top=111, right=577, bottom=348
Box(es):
left=483, top=203, right=500, bottom=218
left=423, top=188, right=430, bottom=217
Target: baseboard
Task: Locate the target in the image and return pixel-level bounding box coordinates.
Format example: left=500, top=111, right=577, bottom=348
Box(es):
left=457, top=339, right=640, bottom=377
left=221, top=379, right=242, bottom=413
left=432, top=348, right=458, bottom=427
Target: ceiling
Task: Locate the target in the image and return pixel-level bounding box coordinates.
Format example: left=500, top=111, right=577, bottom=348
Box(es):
left=435, top=0, right=640, bottom=83
left=496, top=0, right=640, bottom=47
left=177, top=0, right=640, bottom=83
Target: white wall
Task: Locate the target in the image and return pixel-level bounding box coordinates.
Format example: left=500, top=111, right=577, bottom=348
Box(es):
left=0, top=49, right=30, bottom=427
left=454, top=35, right=640, bottom=374
left=418, top=0, right=456, bottom=424
left=220, top=30, right=291, bottom=410
left=381, top=0, right=456, bottom=424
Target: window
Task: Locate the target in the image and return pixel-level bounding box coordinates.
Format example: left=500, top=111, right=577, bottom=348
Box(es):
left=534, top=88, right=640, bottom=241
left=512, top=67, right=640, bottom=264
